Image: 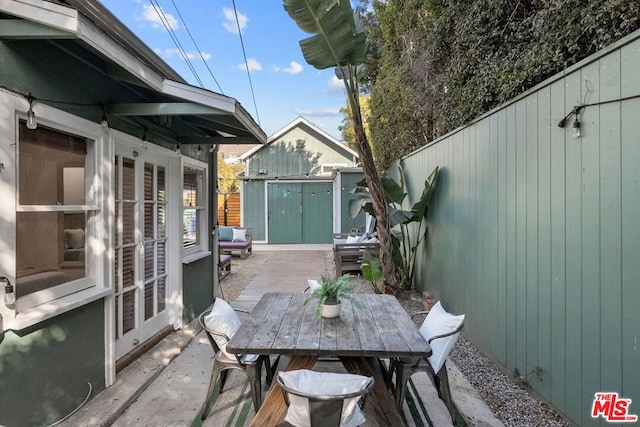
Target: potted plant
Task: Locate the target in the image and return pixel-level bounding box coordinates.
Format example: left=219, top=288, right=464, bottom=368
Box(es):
left=303, top=274, right=360, bottom=319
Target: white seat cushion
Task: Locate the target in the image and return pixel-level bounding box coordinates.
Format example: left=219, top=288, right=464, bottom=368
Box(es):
left=419, top=301, right=465, bottom=373
left=204, top=299, right=242, bottom=359
left=279, top=370, right=369, bottom=427
left=307, top=279, right=321, bottom=292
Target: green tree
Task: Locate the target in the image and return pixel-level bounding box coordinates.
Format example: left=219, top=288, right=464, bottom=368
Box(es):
left=339, top=95, right=371, bottom=151
left=217, top=157, right=243, bottom=194
left=283, top=0, right=399, bottom=293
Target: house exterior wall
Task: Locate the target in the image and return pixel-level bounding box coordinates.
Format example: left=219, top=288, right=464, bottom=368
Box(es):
left=0, top=69, right=217, bottom=427
left=0, top=300, right=105, bottom=427
left=245, top=124, right=354, bottom=178
left=401, top=31, right=640, bottom=426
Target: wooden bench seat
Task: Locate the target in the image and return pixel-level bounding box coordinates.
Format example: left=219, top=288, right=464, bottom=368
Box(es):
left=218, top=254, right=231, bottom=280
left=333, top=234, right=379, bottom=276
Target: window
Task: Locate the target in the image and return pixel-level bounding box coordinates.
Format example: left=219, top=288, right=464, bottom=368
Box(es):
left=16, top=121, right=98, bottom=310
left=182, top=160, right=208, bottom=260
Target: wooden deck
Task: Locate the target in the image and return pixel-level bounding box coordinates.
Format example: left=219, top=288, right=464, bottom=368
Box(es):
left=235, top=250, right=331, bottom=303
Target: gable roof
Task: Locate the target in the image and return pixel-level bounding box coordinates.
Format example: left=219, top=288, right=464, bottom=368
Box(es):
left=240, top=116, right=357, bottom=160
left=0, top=0, right=266, bottom=146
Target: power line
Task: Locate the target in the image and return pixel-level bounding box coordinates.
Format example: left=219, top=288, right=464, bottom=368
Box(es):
left=231, top=0, right=260, bottom=124
left=168, top=0, right=224, bottom=94
left=149, top=0, right=204, bottom=88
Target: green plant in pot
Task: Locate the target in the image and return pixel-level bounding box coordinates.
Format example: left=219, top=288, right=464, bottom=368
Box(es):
left=304, top=275, right=360, bottom=319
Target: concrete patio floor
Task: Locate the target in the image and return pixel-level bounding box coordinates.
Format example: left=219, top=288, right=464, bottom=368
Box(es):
left=62, top=245, right=502, bottom=426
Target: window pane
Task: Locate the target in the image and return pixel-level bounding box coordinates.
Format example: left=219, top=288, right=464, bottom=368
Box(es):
left=16, top=212, right=87, bottom=297
left=157, top=276, right=166, bottom=313
left=18, top=122, right=86, bottom=205
left=157, top=167, right=166, bottom=202
left=144, top=281, right=154, bottom=321
left=122, top=290, right=136, bottom=334
left=122, top=158, right=136, bottom=200
left=122, top=202, right=136, bottom=244
left=183, top=166, right=201, bottom=207
left=183, top=208, right=198, bottom=248
left=144, top=242, right=154, bottom=280
left=144, top=163, right=154, bottom=201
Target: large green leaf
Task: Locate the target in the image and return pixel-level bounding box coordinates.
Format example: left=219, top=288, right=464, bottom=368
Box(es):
left=411, top=166, right=439, bottom=221
left=283, top=0, right=366, bottom=69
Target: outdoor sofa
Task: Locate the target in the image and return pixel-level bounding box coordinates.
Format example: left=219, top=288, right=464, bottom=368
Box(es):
left=219, top=226, right=252, bottom=259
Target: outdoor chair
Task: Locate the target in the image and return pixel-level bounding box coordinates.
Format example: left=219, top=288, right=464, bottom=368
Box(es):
left=276, top=369, right=375, bottom=427
left=198, top=300, right=275, bottom=420
left=387, top=301, right=465, bottom=425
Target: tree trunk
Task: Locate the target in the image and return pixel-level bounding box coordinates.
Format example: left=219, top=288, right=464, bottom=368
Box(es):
left=351, top=106, right=398, bottom=294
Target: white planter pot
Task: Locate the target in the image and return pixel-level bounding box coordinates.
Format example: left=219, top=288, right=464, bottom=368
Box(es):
left=321, top=299, right=341, bottom=318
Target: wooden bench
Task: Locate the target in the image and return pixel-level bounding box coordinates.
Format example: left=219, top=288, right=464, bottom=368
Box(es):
left=219, top=227, right=252, bottom=259
left=333, top=233, right=379, bottom=276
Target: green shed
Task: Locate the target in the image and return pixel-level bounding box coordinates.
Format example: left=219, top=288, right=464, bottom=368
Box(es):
left=240, top=117, right=365, bottom=243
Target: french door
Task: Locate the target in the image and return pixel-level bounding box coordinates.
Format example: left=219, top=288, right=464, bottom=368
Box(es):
left=114, top=145, right=170, bottom=359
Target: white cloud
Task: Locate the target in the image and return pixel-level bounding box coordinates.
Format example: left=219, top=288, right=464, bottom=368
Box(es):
left=328, top=75, right=345, bottom=93
left=222, top=7, right=249, bottom=34
left=293, top=107, right=342, bottom=117
left=155, top=48, right=211, bottom=61
left=239, top=58, right=262, bottom=72
left=282, top=61, right=303, bottom=74
left=141, top=4, right=179, bottom=30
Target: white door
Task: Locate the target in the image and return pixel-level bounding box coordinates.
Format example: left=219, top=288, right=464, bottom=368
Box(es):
left=114, top=145, right=170, bottom=358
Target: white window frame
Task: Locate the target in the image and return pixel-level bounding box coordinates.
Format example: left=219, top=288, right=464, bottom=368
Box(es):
left=0, top=92, right=110, bottom=331
left=182, top=157, right=210, bottom=263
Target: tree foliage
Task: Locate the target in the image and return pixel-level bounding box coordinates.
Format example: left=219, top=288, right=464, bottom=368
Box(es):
left=363, top=0, right=640, bottom=172
left=217, top=157, right=243, bottom=194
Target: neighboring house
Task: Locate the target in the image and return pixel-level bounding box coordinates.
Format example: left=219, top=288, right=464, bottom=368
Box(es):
left=240, top=117, right=366, bottom=243
left=0, top=1, right=265, bottom=426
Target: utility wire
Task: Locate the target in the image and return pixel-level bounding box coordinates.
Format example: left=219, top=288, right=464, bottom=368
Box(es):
left=149, top=0, right=204, bottom=88
left=231, top=0, right=260, bottom=124
left=169, top=0, right=224, bottom=94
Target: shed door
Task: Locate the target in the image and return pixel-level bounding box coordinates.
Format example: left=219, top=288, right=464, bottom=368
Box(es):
left=268, top=183, right=302, bottom=243
left=267, top=182, right=332, bottom=244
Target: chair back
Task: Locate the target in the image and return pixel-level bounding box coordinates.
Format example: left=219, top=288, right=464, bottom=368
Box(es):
left=276, top=371, right=374, bottom=427
left=419, top=301, right=465, bottom=373
left=198, top=310, right=222, bottom=354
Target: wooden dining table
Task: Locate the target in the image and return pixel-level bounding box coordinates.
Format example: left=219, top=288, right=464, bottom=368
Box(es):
left=226, top=292, right=432, bottom=426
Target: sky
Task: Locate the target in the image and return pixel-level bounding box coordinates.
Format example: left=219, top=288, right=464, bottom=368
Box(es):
left=99, top=0, right=349, bottom=140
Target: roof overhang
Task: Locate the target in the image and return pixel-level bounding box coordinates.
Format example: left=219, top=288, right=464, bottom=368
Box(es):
left=0, top=0, right=267, bottom=146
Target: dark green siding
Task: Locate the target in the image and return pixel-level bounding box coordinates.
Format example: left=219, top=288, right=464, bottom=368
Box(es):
left=0, top=300, right=105, bottom=427
left=243, top=181, right=266, bottom=240
left=338, top=172, right=367, bottom=234
left=182, top=255, right=215, bottom=322
left=401, top=32, right=640, bottom=426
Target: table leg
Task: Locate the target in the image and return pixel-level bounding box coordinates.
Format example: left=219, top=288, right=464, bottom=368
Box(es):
left=250, top=355, right=318, bottom=427
left=339, top=356, right=407, bottom=426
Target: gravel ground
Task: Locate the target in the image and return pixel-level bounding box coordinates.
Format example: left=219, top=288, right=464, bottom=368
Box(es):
left=222, top=250, right=570, bottom=427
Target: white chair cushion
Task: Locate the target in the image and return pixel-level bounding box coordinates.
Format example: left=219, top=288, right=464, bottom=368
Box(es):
left=232, top=228, right=247, bottom=242
left=345, top=235, right=361, bottom=243
left=419, top=301, right=465, bottom=373
left=204, top=299, right=242, bottom=359
left=307, top=279, right=321, bottom=291
left=279, top=370, right=369, bottom=427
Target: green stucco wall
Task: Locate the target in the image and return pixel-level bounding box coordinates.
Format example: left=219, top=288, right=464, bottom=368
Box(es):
left=402, top=31, right=640, bottom=426
left=0, top=300, right=105, bottom=427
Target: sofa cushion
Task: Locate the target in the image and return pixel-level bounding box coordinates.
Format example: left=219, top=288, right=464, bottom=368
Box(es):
left=232, top=228, right=247, bottom=242
left=219, top=226, right=233, bottom=242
